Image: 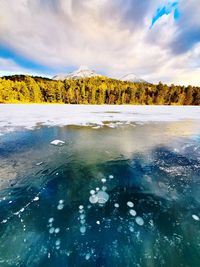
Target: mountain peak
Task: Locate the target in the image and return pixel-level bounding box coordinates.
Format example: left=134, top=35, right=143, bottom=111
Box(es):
left=120, top=73, right=147, bottom=83
left=53, top=66, right=101, bottom=80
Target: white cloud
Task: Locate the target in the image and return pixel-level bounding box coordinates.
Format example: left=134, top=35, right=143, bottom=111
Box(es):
left=0, top=0, right=200, bottom=85
left=0, top=58, right=20, bottom=71
left=0, top=57, right=50, bottom=77
left=0, top=57, right=29, bottom=77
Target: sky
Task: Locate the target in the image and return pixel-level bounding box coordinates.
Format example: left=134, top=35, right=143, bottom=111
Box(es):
left=0, top=0, right=200, bottom=85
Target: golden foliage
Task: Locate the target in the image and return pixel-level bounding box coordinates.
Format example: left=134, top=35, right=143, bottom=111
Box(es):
left=0, top=76, right=199, bottom=105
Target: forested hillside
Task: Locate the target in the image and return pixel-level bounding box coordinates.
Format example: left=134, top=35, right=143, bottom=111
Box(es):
left=0, top=75, right=199, bottom=105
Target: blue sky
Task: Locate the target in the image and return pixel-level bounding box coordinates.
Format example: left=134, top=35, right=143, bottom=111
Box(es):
left=150, top=1, right=179, bottom=28
left=0, top=44, right=54, bottom=74
left=0, top=0, right=200, bottom=85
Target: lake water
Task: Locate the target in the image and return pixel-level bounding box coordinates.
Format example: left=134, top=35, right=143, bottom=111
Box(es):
left=0, top=106, right=200, bottom=267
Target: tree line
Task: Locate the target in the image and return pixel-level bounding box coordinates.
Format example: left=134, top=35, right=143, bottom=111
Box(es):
left=0, top=75, right=199, bottom=105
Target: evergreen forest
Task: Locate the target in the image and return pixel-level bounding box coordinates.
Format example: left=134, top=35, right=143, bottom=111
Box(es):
left=0, top=75, right=199, bottom=105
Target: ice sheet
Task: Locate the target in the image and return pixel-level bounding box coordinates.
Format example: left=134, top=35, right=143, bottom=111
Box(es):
left=0, top=104, right=200, bottom=134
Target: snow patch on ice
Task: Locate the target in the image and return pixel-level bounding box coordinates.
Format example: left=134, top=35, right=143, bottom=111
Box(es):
left=50, top=140, right=65, bottom=146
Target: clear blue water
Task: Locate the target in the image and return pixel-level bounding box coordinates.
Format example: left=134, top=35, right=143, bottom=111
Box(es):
left=0, top=121, right=200, bottom=267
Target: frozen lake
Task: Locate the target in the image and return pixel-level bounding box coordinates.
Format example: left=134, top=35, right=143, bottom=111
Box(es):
left=0, top=104, right=200, bottom=134
left=0, top=105, right=200, bottom=267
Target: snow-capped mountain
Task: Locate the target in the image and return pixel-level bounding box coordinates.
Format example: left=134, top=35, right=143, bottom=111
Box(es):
left=120, top=73, right=147, bottom=83
left=53, top=66, right=101, bottom=80
left=53, top=67, right=148, bottom=83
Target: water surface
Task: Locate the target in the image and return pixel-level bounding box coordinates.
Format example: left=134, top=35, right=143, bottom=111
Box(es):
left=0, top=121, right=200, bottom=267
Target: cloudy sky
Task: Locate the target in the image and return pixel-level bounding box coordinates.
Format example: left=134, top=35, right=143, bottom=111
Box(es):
left=0, top=0, right=200, bottom=85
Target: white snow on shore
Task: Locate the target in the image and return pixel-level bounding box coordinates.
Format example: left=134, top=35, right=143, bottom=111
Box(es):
left=0, top=104, right=200, bottom=134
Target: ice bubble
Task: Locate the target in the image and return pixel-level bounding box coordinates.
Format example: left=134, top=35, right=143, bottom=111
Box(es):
left=192, top=214, right=200, bottom=221
left=85, top=253, right=91, bottom=260
left=9, top=200, right=12, bottom=204
left=80, top=225, right=86, bottom=234
left=129, top=226, right=134, bottom=232
left=102, top=186, right=107, bottom=191
left=97, top=191, right=109, bottom=204
left=59, top=200, right=64, bottom=204
left=48, top=218, right=54, bottom=223
left=90, top=190, right=96, bottom=195
left=114, top=203, right=119, bottom=208
left=135, top=216, right=144, bottom=226
left=101, top=178, right=106, bottom=183
left=55, top=228, right=60, bottom=234
left=80, top=214, right=85, bottom=220
left=89, top=195, right=98, bottom=204
left=79, top=205, right=84, bottom=210
left=79, top=209, right=84, bottom=213
left=50, top=140, right=65, bottom=146
left=33, top=196, right=39, bottom=201
left=96, top=187, right=100, bottom=191
left=55, top=239, right=61, bottom=246
left=49, top=227, right=55, bottom=234
left=129, top=209, right=137, bottom=216
left=20, top=208, right=25, bottom=212
left=80, top=219, right=86, bottom=224
left=96, top=221, right=100, bottom=225
left=57, top=204, right=64, bottom=210
left=127, top=201, right=134, bottom=208
left=109, top=175, right=114, bottom=179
